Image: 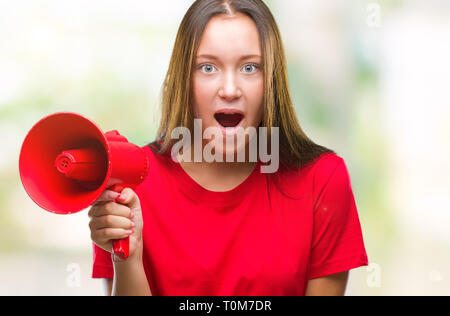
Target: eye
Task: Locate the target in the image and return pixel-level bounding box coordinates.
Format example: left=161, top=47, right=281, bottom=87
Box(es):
left=200, top=64, right=217, bottom=74
left=242, top=64, right=259, bottom=73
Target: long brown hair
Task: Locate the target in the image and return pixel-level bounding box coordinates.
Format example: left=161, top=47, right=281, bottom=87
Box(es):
left=151, top=0, right=333, bottom=171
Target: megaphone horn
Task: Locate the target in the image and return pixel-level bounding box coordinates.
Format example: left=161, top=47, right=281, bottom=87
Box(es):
left=19, top=112, right=149, bottom=260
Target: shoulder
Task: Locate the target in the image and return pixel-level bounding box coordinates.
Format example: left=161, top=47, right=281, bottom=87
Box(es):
left=136, top=143, right=177, bottom=190
left=307, top=153, right=348, bottom=191
left=142, top=142, right=174, bottom=170
left=274, top=152, right=349, bottom=199
left=301, top=153, right=358, bottom=217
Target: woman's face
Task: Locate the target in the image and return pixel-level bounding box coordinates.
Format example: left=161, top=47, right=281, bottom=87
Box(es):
left=192, top=13, right=264, bottom=158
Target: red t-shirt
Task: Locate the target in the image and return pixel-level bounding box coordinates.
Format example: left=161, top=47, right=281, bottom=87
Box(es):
left=92, top=145, right=368, bottom=295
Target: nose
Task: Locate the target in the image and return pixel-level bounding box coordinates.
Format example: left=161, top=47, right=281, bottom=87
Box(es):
left=218, top=71, right=242, bottom=101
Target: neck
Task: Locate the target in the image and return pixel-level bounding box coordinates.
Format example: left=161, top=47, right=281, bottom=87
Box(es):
left=176, top=141, right=258, bottom=176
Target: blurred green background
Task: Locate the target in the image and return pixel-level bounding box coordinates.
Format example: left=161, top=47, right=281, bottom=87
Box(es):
left=1, top=0, right=449, bottom=295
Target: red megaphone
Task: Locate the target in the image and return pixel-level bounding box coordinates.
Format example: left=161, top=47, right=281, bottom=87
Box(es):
left=19, top=112, right=149, bottom=261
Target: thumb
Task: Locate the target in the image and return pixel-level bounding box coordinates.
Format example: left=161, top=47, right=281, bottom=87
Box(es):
left=116, top=188, right=141, bottom=211
left=116, top=188, right=144, bottom=240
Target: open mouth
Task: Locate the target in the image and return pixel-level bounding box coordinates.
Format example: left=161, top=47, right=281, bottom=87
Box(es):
left=214, top=111, right=244, bottom=128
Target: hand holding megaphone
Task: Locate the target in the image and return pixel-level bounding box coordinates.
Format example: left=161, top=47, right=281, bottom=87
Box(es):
left=19, top=112, right=149, bottom=261
left=88, top=187, right=144, bottom=262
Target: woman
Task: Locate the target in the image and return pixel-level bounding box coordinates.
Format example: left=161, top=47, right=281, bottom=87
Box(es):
left=89, top=0, right=368, bottom=296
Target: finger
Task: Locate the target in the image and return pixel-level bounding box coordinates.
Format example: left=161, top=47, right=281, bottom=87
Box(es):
left=90, top=215, right=135, bottom=231
left=93, top=190, right=121, bottom=204
left=93, top=228, right=133, bottom=242
left=88, top=201, right=132, bottom=218
left=116, top=188, right=140, bottom=210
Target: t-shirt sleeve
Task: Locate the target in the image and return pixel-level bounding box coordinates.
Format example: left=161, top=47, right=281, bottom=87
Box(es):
left=307, top=157, right=369, bottom=280
left=92, top=243, right=114, bottom=279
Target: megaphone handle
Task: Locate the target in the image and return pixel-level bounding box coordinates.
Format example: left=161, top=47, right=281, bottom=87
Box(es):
left=110, top=183, right=133, bottom=261
left=112, top=237, right=129, bottom=262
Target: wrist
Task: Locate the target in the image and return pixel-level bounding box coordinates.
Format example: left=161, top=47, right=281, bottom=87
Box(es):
left=111, top=250, right=151, bottom=296
left=112, top=243, right=143, bottom=266
left=113, top=254, right=143, bottom=274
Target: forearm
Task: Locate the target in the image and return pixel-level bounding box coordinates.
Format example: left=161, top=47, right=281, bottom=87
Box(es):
left=112, top=256, right=152, bottom=296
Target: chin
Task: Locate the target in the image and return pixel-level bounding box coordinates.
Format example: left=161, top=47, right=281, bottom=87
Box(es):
left=215, top=137, right=249, bottom=162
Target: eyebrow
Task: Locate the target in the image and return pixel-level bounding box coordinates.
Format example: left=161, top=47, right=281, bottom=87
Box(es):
left=196, top=54, right=262, bottom=61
